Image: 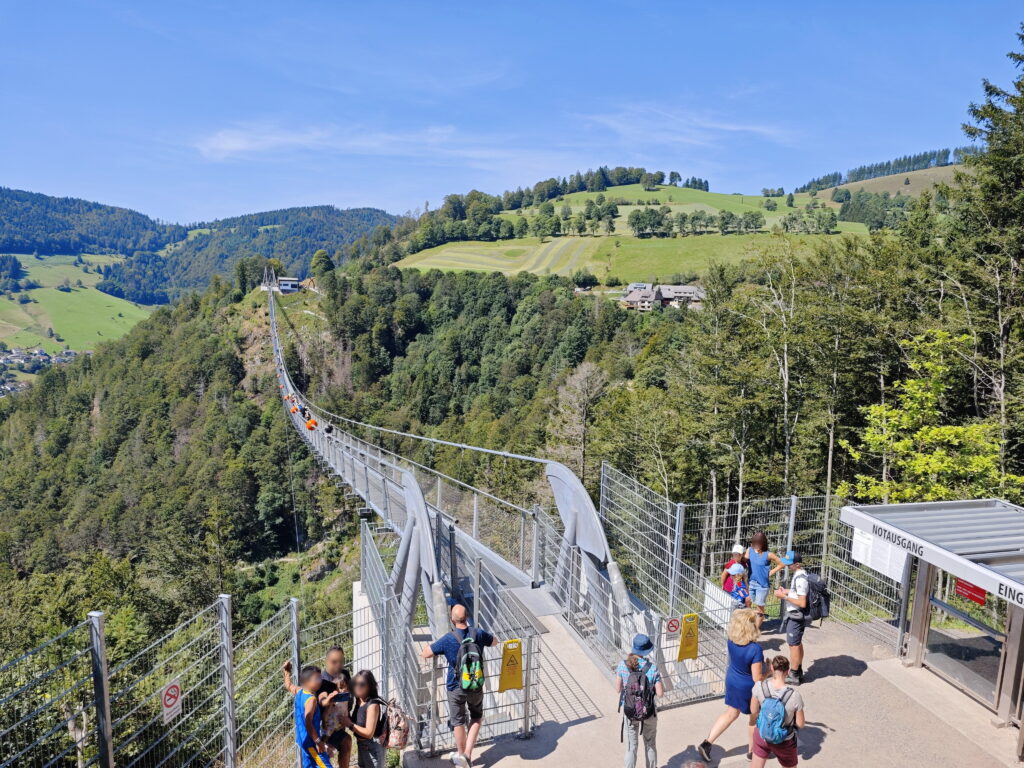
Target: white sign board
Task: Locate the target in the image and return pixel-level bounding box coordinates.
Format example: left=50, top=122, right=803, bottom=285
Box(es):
left=161, top=678, right=183, bottom=724
left=665, top=616, right=682, bottom=641
left=851, top=522, right=908, bottom=582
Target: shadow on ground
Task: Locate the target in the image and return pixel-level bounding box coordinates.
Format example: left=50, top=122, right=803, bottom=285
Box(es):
left=477, top=717, right=599, bottom=765
left=806, top=654, right=868, bottom=681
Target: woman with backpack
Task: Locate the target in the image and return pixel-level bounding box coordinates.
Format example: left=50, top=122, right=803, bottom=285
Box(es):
left=750, top=655, right=805, bottom=767
left=339, top=670, right=386, bottom=768
left=698, top=609, right=764, bottom=763
left=616, top=634, right=663, bottom=768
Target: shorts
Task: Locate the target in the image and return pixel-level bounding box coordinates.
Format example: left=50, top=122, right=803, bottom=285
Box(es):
left=753, top=730, right=798, bottom=767
left=750, top=583, right=769, bottom=607
left=447, top=687, right=484, bottom=728
left=301, top=746, right=332, bottom=768
left=783, top=614, right=811, bottom=646
left=327, top=728, right=350, bottom=751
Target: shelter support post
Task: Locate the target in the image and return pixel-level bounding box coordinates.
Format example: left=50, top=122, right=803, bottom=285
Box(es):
left=905, top=561, right=937, bottom=667
left=996, top=605, right=1024, bottom=723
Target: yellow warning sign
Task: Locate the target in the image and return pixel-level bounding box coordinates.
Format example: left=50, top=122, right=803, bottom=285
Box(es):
left=498, top=639, right=523, bottom=692
left=676, top=613, right=699, bottom=661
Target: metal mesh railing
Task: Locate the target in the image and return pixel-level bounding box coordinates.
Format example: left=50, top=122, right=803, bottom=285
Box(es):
left=0, top=620, right=99, bottom=768
left=108, top=605, right=225, bottom=768
left=234, top=607, right=293, bottom=768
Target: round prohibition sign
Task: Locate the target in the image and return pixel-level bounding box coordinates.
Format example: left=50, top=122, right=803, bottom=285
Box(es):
left=163, top=683, right=181, bottom=709
left=666, top=618, right=680, bottom=634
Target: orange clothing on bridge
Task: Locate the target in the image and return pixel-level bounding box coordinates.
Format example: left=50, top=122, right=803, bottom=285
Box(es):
left=305, top=418, right=318, bottom=430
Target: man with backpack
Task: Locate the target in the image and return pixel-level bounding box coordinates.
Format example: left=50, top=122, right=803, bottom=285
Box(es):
left=421, top=604, right=496, bottom=768
left=616, top=634, right=663, bottom=768
left=750, top=655, right=806, bottom=767
left=774, top=551, right=829, bottom=685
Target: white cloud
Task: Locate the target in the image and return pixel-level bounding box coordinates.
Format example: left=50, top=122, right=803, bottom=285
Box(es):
left=575, top=104, right=793, bottom=149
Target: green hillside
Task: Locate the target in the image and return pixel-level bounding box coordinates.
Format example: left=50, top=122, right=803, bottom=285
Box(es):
left=0, top=254, right=151, bottom=352
left=396, top=184, right=867, bottom=280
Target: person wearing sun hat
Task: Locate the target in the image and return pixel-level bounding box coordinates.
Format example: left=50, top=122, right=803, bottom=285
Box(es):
left=616, top=633, right=663, bottom=768
left=774, top=551, right=809, bottom=685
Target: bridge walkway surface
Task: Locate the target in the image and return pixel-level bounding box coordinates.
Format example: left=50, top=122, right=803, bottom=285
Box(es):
left=408, top=619, right=1018, bottom=768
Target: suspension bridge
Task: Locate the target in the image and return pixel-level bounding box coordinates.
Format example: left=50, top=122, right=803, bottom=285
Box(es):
left=4, top=277, right=1023, bottom=767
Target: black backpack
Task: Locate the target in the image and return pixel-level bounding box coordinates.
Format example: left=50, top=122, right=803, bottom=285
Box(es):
left=620, top=659, right=656, bottom=734
left=804, top=572, right=831, bottom=621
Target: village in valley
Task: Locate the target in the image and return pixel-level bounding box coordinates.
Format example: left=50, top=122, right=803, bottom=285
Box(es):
left=0, top=345, right=85, bottom=396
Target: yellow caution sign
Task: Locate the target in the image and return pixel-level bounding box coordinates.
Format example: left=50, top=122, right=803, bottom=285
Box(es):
left=676, top=613, right=699, bottom=661
left=498, top=639, right=523, bottom=692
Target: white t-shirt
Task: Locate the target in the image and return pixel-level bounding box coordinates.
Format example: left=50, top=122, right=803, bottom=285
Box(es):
left=752, top=680, right=804, bottom=726
left=785, top=569, right=809, bottom=617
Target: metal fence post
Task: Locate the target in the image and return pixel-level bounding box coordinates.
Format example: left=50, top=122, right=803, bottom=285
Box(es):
left=429, top=655, right=439, bottom=754
left=530, top=508, right=541, bottom=588
left=381, top=587, right=392, bottom=700
left=472, top=558, right=483, bottom=625
left=472, top=493, right=480, bottom=540
left=448, top=524, right=459, bottom=596
left=436, top=476, right=443, bottom=508
left=87, top=611, right=114, bottom=768
left=785, top=495, right=798, bottom=557
left=520, top=635, right=535, bottom=738
left=217, top=594, right=237, bottom=768
left=667, top=502, right=685, bottom=616
left=289, top=597, right=301, bottom=768
left=518, top=512, right=527, bottom=571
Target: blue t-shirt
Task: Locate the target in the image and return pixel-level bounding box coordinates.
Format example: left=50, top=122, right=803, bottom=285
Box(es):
left=616, top=658, right=661, bottom=689
left=430, top=627, right=495, bottom=691
left=747, top=548, right=770, bottom=587
left=294, top=689, right=321, bottom=748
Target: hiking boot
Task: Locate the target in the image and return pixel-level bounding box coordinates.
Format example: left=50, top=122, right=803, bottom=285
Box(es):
left=698, top=740, right=713, bottom=761
left=785, top=670, right=801, bottom=685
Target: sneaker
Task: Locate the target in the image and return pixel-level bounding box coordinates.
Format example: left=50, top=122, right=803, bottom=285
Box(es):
left=452, top=754, right=470, bottom=768
left=785, top=671, right=801, bottom=685
left=698, top=740, right=713, bottom=761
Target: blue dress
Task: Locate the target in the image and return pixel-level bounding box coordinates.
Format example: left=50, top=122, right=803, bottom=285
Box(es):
left=724, top=640, right=764, bottom=713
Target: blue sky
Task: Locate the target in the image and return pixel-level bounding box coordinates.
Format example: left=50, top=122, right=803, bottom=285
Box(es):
left=1, top=1, right=1021, bottom=223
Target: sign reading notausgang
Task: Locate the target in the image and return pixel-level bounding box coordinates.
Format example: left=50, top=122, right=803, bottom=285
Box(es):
left=841, top=505, right=1024, bottom=608
left=498, top=639, right=523, bottom=692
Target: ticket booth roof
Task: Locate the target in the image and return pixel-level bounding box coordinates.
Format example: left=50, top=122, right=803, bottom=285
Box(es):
left=844, top=499, right=1024, bottom=584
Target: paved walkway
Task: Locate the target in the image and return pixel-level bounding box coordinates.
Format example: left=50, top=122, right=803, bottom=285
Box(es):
left=407, top=615, right=1020, bottom=767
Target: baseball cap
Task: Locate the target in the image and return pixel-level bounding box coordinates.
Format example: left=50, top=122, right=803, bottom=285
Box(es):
left=731, top=543, right=745, bottom=555
left=781, top=550, right=802, bottom=566
left=727, top=563, right=746, bottom=576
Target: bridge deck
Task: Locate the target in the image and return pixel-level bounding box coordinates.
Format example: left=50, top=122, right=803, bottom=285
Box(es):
left=406, top=620, right=1019, bottom=768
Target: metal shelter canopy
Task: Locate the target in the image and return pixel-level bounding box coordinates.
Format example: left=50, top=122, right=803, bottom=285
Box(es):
left=841, top=499, right=1024, bottom=605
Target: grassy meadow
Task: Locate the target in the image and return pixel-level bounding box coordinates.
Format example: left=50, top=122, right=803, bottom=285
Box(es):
left=0, top=254, right=152, bottom=353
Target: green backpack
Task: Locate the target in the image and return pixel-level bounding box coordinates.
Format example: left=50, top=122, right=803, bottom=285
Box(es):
left=456, top=628, right=485, bottom=691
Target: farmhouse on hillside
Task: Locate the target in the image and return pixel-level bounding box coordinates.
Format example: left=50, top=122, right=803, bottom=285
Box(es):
left=620, top=284, right=706, bottom=311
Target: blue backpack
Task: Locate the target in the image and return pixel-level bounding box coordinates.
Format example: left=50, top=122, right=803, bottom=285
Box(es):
left=755, top=682, right=794, bottom=744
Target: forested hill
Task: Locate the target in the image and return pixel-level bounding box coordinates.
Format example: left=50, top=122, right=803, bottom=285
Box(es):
left=0, top=187, right=185, bottom=254
left=0, top=186, right=396, bottom=303
left=99, top=205, right=395, bottom=303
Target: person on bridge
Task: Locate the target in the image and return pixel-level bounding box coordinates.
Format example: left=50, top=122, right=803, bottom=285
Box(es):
left=284, top=649, right=353, bottom=767
left=338, top=670, right=386, bottom=768
left=698, top=608, right=764, bottom=763
left=747, top=532, right=784, bottom=628
left=420, top=604, right=496, bottom=768
left=775, top=551, right=810, bottom=685
left=289, top=664, right=337, bottom=768
left=616, top=633, right=663, bottom=768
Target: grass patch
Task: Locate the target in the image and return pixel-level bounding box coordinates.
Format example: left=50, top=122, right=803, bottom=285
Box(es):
left=0, top=254, right=153, bottom=351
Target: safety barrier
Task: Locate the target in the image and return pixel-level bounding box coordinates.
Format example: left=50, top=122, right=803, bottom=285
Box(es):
left=598, top=462, right=905, bottom=653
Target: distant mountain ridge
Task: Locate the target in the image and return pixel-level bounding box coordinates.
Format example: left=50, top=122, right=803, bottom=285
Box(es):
left=0, top=187, right=396, bottom=303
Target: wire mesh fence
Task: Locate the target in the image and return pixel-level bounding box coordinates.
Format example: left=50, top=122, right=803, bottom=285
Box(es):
left=107, top=604, right=226, bottom=768
left=234, top=607, right=293, bottom=768
left=599, top=462, right=906, bottom=659
left=0, top=619, right=99, bottom=768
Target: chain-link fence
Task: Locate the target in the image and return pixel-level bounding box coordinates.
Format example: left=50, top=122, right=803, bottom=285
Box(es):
left=0, top=619, right=100, bottom=768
